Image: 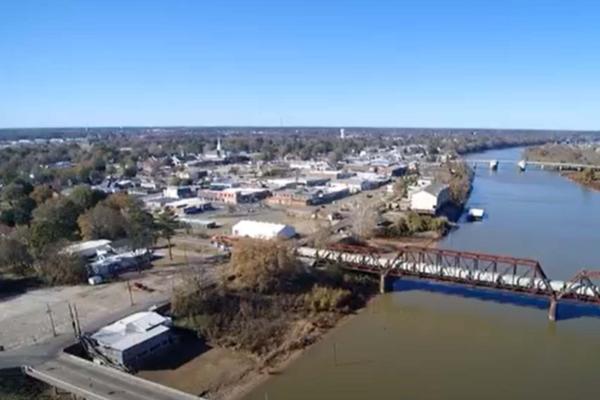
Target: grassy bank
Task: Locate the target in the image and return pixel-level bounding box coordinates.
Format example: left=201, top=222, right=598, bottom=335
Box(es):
left=168, top=238, right=377, bottom=398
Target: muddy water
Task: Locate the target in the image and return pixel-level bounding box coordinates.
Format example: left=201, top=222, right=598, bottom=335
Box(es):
left=245, top=147, right=600, bottom=400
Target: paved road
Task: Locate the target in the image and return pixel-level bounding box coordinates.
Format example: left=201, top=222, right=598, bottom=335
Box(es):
left=26, top=355, right=201, bottom=400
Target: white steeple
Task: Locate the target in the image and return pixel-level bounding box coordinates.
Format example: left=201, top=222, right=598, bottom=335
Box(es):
left=340, top=128, right=345, bottom=139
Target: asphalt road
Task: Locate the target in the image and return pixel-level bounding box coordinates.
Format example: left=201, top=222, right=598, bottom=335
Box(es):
left=27, top=355, right=201, bottom=400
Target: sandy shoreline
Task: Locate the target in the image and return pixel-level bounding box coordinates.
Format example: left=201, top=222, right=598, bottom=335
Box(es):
left=218, top=304, right=371, bottom=400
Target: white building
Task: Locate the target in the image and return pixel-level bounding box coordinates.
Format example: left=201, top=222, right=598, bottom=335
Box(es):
left=64, top=240, right=113, bottom=259
left=231, top=220, right=296, bottom=240
left=410, top=183, right=451, bottom=214
left=90, top=311, right=174, bottom=369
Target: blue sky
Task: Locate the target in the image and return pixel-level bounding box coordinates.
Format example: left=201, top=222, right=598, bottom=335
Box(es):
left=1, top=0, right=599, bottom=129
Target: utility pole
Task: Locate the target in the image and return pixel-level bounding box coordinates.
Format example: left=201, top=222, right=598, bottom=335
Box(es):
left=46, top=303, right=57, bottom=337
left=73, top=303, right=81, bottom=337
left=127, top=280, right=134, bottom=306
left=67, top=303, right=78, bottom=338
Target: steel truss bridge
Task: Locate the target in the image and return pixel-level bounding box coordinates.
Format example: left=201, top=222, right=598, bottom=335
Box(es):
left=297, top=245, right=600, bottom=321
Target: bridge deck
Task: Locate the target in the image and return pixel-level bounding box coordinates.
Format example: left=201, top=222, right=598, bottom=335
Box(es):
left=25, top=354, right=202, bottom=400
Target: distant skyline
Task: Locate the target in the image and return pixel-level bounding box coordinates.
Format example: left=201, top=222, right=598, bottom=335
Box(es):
left=2, top=1, right=600, bottom=130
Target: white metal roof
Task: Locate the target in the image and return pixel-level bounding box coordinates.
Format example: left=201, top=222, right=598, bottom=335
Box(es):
left=91, top=311, right=172, bottom=351
left=232, top=220, right=295, bottom=239
left=64, top=240, right=112, bottom=255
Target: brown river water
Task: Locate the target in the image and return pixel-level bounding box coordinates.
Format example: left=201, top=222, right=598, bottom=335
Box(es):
left=245, top=147, right=600, bottom=400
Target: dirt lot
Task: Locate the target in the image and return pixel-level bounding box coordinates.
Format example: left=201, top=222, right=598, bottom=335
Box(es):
left=138, top=343, right=257, bottom=399
left=0, top=245, right=220, bottom=351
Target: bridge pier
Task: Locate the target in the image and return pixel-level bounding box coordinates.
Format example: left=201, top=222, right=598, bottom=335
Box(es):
left=548, top=297, right=558, bottom=322
left=379, top=272, right=388, bottom=294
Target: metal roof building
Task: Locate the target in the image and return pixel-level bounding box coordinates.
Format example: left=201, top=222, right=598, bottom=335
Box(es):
left=231, top=220, right=296, bottom=240
left=90, top=311, right=174, bottom=369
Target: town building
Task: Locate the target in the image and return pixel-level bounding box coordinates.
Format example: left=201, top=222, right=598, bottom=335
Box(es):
left=231, top=220, right=296, bottom=240
left=163, top=186, right=194, bottom=199
left=163, top=198, right=212, bottom=215
left=267, top=186, right=349, bottom=206
left=89, top=311, right=174, bottom=369
left=199, top=187, right=271, bottom=204
left=410, top=183, right=451, bottom=214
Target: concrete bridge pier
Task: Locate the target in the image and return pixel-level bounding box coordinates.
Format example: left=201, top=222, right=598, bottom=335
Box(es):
left=548, top=297, right=558, bottom=322
left=379, top=272, right=389, bottom=294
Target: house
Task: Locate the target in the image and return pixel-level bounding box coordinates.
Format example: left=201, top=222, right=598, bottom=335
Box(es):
left=89, top=311, right=174, bottom=369
left=231, top=220, right=296, bottom=240
left=410, top=183, right=451, bottom=214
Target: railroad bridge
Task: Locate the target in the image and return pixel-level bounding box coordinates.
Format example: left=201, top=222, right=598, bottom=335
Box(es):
left=297, top=245, right=600, bottom=321
left=468, top=158, right=600, bottom=171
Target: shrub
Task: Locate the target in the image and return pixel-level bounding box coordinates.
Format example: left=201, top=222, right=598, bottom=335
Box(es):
left=304, top=285, right=352, bottom=312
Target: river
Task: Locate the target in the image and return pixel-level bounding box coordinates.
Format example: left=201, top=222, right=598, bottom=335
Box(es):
left=245, top=147, right=600, bottom=400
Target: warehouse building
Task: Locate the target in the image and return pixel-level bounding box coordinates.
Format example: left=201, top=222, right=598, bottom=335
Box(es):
left=231, top=220, right=296, bottom=240
left=89, top=311, right=174, bottom=369
left=410, top=183, right=451, bottom=214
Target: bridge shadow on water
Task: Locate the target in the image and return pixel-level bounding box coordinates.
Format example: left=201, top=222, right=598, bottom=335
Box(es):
left=390, top=277, right=600, bottom=322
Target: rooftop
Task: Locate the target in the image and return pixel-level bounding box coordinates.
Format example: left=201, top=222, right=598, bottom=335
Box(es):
left=91, top=311, right=172, bottom=352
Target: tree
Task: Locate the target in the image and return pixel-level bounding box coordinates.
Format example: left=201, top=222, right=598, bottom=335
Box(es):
left=68, top=185, right=105, bottom=212
left=30, top=198, right=80, bottom=254
left=125, top=203, right=156, bottom=250
left=0, top=236, right=33, bottom=275
left=30, top=184, right=55, bottom=205
left=155, top=209, right=179, bottom=260
left=392, top=179, right=408, bottom=198
left=228, top=238, right=299, bottom=293
left=582, top=168, right=596, bottom=184
left=34, top=247, right=87, bottom=285
left=352, top=205, right=378, bottom=239
left=229, top=239, right=299, bottom=293
left=77, top=204, right=127, bottom=240
left=1, top=180, right=33, bottom=205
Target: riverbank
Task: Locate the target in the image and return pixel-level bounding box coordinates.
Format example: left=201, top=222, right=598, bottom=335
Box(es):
left=153, top=238, right=377, bottom=399
left=524, top=144, right=600, bottom=191
left=562, top=171, right=600, bottom=191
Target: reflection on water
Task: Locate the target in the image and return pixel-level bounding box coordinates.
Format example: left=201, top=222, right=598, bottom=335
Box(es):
left=246, top=291, right=600, bottom=400
left=245, top=147, right=600, bottom=400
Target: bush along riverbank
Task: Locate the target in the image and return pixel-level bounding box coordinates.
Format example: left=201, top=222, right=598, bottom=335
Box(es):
left=171, top=239, right=377, bottom=383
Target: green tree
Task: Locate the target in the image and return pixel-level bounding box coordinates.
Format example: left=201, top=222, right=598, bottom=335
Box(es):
left=155, top=209, right=179, bottom=260
left=68, top=185, right=106, bottom=212
left=125, top=204, right=156, bottom=250
left=1, top=180, right=33, bottom=205
left=30, top=198, right=80, bottom=254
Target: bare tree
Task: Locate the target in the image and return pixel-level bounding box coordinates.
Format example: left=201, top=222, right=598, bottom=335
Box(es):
left=352, top=204, right=378, bottom=239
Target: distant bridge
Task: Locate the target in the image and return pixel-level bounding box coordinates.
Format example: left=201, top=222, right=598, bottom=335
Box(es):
left=468, top=159, right=600, bottom=171
left=297, top=245, right=600, bottom=321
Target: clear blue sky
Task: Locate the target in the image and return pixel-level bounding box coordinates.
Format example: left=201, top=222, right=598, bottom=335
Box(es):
left=1, top=0, right=599, bottom=129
